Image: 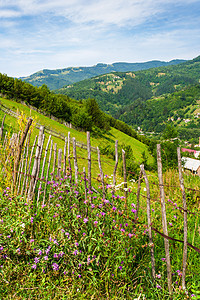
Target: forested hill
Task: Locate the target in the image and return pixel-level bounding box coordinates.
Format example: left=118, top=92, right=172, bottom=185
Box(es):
left=55, top=55, right=200, bottom=141
left=19, top=59, right=186, bottom=90
left=0, top=72, right=150, bottom=146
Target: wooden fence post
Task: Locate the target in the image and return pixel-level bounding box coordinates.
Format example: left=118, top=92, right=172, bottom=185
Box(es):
left=157, top=144, right=172, bottom=294
left=87, top=131, right=91, bottom=192
left=0, top=114, right=6, bottom=140
left=135, top=170, right=142, bottom=222
left=122, top=149, right=127, bottom=210
left=68, top=132, right=72, bottom=180
left=32, top=133, right=45, bottom=199
left=83, top=167, right=87, bottom=203
left=52, top=143, right=57, bottom=180
left=112, top=140, right=118, bottom=195
left=21, top=131, right=31, bottom=195
left=63, top=136, right=67, bottom=177
left=37, top=135, right=51, bottom=204
left=73, top=137, right=78, bottom=183
left=27, top=126, right=44, bottom=201
left=57, top=148, right=62, bottom=178
left=3, top=132, right=8, bottom=149
left=43, top=139, right=53, bottom=204
left=17, top=136, right=28, bottom=195
left=14, top=117, right=33, bottom=187
left=25, top=135, right=37, bottom=197
left=177, top=147, right=188, bottom=291
left=97, top=147, right=106, bottom=199
left=140, top=164, right=156, bottom=280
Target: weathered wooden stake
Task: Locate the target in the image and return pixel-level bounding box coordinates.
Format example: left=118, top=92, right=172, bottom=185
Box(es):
left=97, top=146, right=106, bottom=199
left=32, top=133, right=45, bottom=199
left=57, top=148, right=62, bottom=178
left=25, top=135, right=37, bottom=197
left=14, top=117, right=33, bottom=186
left=21, top=131, right=31, bottom=195
left=27, top=126, right=44, bottom=201
left=17, top=136, right=28, bottom=195
left=140, top=164, right=156, bottom=280
left=112, top=140, right=118, bottom=195
left=37, top=135, right=51, bottom=204
left=87, top=131, right=91, bottom=192
left=43, top=139, right=53, bottom=204
left=73, top=137, right=78, bottom=183
left=122, top=149, right=127, bottom=210
left=3, top=132, right=8, bottom=149
left=135, top=170, right=142, bottom=222
left=68, top=132, right=72, bottom=180
left=177, top=147, right=187, bottom=291
left=157, top=144, right=172, bottom=294
left=52, top=143, right=57, bottom=180
left=0, top=114, right=6, bottom=140
left=83, top=167, right=87, bottom=202
left=63, top=136, right=67, bottom=176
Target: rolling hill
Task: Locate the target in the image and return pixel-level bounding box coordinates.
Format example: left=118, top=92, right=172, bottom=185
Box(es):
left=55, top=55, right=200, bottom=141
left=20, top=59, right=186, bottom=90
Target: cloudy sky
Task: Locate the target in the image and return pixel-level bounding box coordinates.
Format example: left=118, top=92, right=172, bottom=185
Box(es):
left=0, top=0, right=200, bottom=77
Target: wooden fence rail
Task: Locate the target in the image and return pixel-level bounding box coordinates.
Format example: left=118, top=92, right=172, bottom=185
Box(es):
left=0, top=116, right=199, bottom=296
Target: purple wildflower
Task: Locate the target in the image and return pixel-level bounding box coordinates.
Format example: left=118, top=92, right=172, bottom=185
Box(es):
left=52, top=263, right=59, bottom=271
left=161, top=258, right=166, bottom=261
left=34, top=257, right=40, bottom=264
left=156, top=284, right=162, bottom=289
left=31, top=264, right=37, bottom=269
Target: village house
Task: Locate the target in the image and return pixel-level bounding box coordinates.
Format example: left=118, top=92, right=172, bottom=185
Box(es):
left=182, top=157, right=200, bottom=176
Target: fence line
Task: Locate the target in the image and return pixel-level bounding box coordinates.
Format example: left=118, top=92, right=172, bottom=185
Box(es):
left=1, top=118, right=200, bottom=296
left=0, top=104, right=97, bottom=152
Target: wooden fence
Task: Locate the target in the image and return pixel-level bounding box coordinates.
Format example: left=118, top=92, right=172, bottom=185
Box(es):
left=0, top=116, right=200, bottom=296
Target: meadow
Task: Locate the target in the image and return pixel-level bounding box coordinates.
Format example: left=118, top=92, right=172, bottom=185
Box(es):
left=0, top=102, right=200, bottom=299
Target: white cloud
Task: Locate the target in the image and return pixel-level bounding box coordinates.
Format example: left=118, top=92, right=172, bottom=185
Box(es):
left=0, top=0, right=199, bottom=77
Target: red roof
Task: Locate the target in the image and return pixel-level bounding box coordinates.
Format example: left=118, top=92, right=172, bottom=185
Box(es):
left=181, top=148, right=196, bottom=153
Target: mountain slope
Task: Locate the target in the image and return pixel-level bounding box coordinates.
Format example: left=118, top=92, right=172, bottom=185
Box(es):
left=20, top=59, right=186, bottom=90
left=55, top=56, right=200, bottom=134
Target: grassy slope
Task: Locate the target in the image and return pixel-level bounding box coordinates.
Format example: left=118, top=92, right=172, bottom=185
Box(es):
left=0, top=97, right=153, bottom=178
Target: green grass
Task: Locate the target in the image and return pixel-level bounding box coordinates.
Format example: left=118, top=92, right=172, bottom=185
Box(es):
left=0, top=167, right=200, bottom=299
left=0, top=97, right=152, bottom=178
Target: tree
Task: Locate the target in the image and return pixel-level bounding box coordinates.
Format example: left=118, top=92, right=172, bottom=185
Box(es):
left=162, top=124, right=178, bottom=140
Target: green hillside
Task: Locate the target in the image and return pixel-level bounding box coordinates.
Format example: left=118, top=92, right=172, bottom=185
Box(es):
left=56, top=56, right=200, bottom=141
left=0, top=97, right=153, bottom=178
left=20, top=59, right=186, bottom=90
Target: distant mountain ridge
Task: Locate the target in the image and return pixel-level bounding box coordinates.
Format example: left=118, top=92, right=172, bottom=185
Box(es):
left=20, top=59, right=186, bottom=90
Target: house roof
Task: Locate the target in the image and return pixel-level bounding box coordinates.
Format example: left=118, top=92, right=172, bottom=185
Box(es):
left=182, top=157, right=200, bottom=172
left=181, top=148, right=197, bottom=153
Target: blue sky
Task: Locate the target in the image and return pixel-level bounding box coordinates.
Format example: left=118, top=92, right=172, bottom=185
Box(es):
left=0, top=0, right=200, bottom=77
